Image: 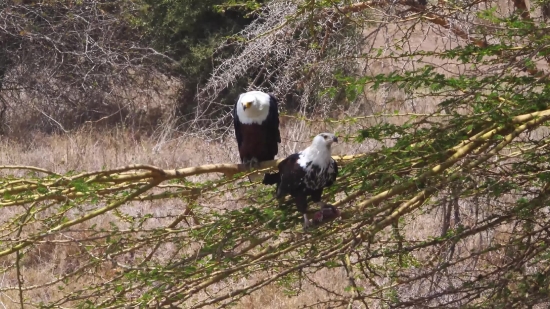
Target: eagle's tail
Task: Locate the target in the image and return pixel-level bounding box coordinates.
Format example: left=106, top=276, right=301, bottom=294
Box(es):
left=275, top=180, right=286, bottom=200
left=262, top=172, right=280, bottom=186
left=247, top=172, right=264, bottom=183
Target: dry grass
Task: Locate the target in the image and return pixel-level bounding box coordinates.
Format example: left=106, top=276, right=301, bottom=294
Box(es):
left=0, top=110, right=543, bottom=307
left=0, top=46, right=499, bottom=305
left=1, top=1, right=544, bottom=305
left=0, top=112, right=474, bottom=308
left=0, top=112, right=409, bottom=308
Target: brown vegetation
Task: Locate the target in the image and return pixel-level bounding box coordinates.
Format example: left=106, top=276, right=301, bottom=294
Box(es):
left=3, top=0, right=550, bottom=307
left=0, top=122, right=376, bottom=308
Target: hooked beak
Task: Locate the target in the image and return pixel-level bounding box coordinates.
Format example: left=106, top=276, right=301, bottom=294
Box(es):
left=243, top=102, right=252, bottom=110
left=333, top=136, right=338, bottom=143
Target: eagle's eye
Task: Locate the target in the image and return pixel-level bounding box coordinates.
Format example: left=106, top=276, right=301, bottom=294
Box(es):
left=323, top=135, right=328, bottom=139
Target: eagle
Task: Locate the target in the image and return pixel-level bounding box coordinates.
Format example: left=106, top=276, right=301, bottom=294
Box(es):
left=274, top=132, right=339, bottom=229
left=233, top=91, right=281, bottom=182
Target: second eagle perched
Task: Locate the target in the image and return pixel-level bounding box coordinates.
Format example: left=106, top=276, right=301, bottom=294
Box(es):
left=275, top=133, right=339, bottom=229
left=233, top=91, right=281, bottom=183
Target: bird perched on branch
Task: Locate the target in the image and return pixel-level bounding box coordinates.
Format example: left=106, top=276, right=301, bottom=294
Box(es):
left=233, top=91, right=281, bottom=183
left=273, top=132, right=339, bottom=229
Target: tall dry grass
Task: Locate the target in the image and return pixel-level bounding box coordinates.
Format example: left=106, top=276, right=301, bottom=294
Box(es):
left=0, top=118, right=386, bottom=308
left=0, top=10, right=534, bottom=305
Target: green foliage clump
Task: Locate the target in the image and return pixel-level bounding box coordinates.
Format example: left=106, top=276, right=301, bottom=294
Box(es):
left=136, top=0, right=266, bottom=110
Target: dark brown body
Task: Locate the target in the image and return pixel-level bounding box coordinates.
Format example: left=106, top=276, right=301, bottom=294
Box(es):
left=238, top=123, right=278, bottom=163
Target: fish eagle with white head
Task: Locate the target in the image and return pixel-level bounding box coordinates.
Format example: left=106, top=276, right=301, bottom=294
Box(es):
left=274, top=133, right=339, bottom=229
left=233, top=91, right=281, bottom=182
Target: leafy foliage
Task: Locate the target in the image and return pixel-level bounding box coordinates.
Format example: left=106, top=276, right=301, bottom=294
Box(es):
left=4, top=0, right=550, bottom=308
left=0, top=0, right=263, bottom=135
left=136, top=0, right=266, bottom=121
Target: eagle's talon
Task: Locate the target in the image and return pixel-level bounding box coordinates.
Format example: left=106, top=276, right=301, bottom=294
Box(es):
left=316, top=201, right=329, bottom=208
left=249, top=158, right=260, bottom=170
left=243, top=158, right=260, bottom=171
left=312, top=204, right=341, bottom=226
left=302, top=214, right=311, bottom=231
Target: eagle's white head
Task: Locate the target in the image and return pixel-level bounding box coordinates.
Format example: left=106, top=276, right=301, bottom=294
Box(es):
left=311, top=132, right=338, bottom=149
left=299, top=133, right=338, bottom=168
left=236, top=91, right=271, bottom=124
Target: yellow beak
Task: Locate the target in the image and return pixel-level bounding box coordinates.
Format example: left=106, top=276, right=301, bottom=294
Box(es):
left=243, top=102, right=252, bottom=110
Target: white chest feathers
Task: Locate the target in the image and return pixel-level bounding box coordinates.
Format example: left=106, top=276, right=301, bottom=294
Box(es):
left=236, top=91, right=271, bottom=125
left=297, top=147, right=332, bottom=169
left=297, top=148, right=334, bottom=190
